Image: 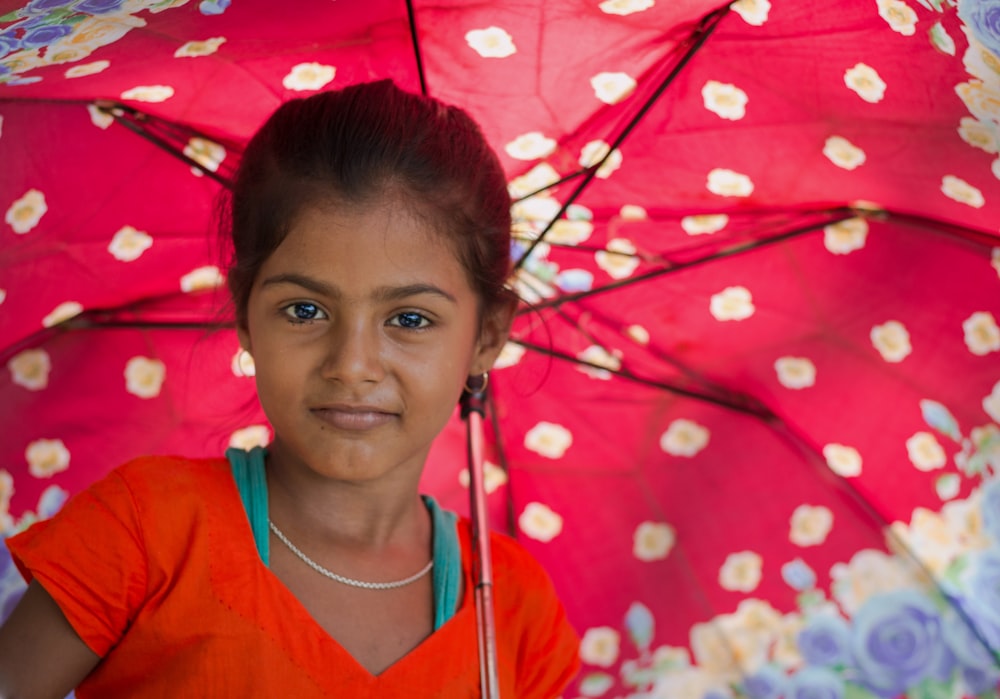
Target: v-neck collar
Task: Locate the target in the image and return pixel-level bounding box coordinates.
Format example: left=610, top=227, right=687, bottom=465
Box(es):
left=206, top=460, right=480, bottom=692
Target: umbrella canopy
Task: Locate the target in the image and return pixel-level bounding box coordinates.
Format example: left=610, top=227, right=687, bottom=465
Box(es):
left=3, top=0, right=1000, bottom=696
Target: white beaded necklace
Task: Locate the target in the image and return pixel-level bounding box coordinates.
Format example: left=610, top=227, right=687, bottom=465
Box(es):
left=268, top=520, right=434, bottom=591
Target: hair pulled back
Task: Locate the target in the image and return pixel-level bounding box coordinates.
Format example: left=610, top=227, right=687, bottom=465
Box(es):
left=226, top=79, right=513, bottom=327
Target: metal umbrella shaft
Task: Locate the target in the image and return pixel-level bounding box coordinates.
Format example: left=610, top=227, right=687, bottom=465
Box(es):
left=461, top=385, right=501, bottom=699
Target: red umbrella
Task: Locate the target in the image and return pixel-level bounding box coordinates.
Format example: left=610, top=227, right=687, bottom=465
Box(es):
left=3, top=0, right=1000, bottom=696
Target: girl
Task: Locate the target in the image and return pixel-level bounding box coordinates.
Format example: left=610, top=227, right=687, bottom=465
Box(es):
left=0, top=80, right=580, bottom=698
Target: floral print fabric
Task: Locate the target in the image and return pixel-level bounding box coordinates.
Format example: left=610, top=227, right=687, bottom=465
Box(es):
left=2, top=0, right=1000, bottom=696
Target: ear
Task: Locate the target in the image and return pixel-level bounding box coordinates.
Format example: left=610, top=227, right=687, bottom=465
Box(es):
left=470, top=294, right=517, bottom=376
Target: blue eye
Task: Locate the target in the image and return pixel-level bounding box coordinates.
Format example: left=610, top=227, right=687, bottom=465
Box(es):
left=391, top=312, right=430, bottom=329
left=284, top=302, right=325, bottom=322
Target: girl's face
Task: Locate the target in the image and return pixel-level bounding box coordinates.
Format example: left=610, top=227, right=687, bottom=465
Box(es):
left=237, top=196, right=510, bottom=485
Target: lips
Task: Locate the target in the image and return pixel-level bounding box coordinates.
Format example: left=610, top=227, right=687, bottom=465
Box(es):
left=310, top=404, right=397, bottom=431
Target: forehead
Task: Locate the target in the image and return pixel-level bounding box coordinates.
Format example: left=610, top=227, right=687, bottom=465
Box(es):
left=259, top=196, right=474, bottom=297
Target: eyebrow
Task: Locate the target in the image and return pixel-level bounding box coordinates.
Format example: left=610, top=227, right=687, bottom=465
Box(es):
left=260, top=273, right=457, bottom=304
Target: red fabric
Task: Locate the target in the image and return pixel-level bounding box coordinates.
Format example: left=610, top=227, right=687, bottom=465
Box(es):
left=8, top=455, right=580, bottom=698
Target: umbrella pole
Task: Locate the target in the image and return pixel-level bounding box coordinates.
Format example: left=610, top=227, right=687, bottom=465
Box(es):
left=461, top=381, right=501, bottom=699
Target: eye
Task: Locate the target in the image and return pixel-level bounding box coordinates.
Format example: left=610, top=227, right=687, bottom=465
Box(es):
left=389, top=311, right=430, bottom=330
left=283, top=302, right=326, bottom=323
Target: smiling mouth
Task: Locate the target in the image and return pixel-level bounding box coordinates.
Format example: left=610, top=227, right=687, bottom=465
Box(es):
left=311, top=406, right=397, bottom=431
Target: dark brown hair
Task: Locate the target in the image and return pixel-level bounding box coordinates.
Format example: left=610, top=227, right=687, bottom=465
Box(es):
left=225, top=79, right=513, bottom=327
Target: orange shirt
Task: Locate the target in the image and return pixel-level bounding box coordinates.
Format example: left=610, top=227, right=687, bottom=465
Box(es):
left=9, top=455, right=580, bottom=697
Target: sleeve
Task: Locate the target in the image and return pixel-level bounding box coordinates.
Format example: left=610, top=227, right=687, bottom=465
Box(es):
left=6, top=466, right=149, bottom=658
left=493, top=535, right=581, bottom=699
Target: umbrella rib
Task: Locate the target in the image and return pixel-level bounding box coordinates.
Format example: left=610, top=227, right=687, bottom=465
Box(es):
left=516, top=207, right=856, bottom=316
left=404, top=0, right=429, bottom=96
left=511, top=4, right=730, bottom=274
left=877, top=208, right=1000, bottom=249
left=99, top=103, right=236, bottom=189
left=512, top=338, right=772, bottom=418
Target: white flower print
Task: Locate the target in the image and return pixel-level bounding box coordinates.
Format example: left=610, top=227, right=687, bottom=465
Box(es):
left=941, top=174, right=985, bottom=208
left=958, top=117, right=998, bottom=154
left=229, top=425, right=271, bottom=450
left=183, top=137, right=226, bottom=173
left=65, top=60, right=110, bottom=78
left=508, top=163, right=561, bottom=199
left=590, top=72, right=637, bottom=104
left=983, top=380, right=1000, bottom=423
left=619, top=204, right=647, bottom=220
left=493, top=342, right=526, bottom=370
left=124, top=356, right=166, bottom=398
left=844, top=63, right=887, bottom=103
left=580, top=627, right=621, bottom=667
left=701, top=80, right=748, bottom=120
left=518, top=502, right=563, bottom=542
left=8, top=349, right=51, bottom=391
left=823, top=136, right=866, bottom=170
left=180, top=266, right=224, bottom=292
left=681, top=214, right=729, bottom=236
left=774, top=357, right=816, bottom=389
left=579, top=140, right=623, bottom=179
left=936, top=473, right=961, bottom=501
left=458, top=460, right=508, bottom=494
left=120, top=85, right=175, bottom=103
left=108, top=225, right=153, bottom=262
left=577, top=345, right=622, bottom=380
left=504, top=132, right=556, bottom=161
left=547, top=219, right=593, bottom=246
left=706, top=168, right=754, bottom=197
left=598, top=0, right=654, bottom=16
left=633, top=521, right=676, bottom=561
left=625, top=324, right=650, bottom=345
left=730, top=0, right=771, bottom=26
left=870, top=320, right=912, bottom=362
left=660, top=419, right=710, bottom=457
left=709, top=286, right=755, bottom=321
left=963, top=311, right=1000, bottom=355
left=282, top=63, right=336, bottom=91
left=823, top=443, right=862, bottom=477
left=789, top=505, right=834, bottom=546
left=595, top=238, right=640, bottom=279
left=174, top=37, right=226, bottom=58
left=955, top=81, right=1000, bottom=123
left=88, top=103, right=114, bottom=129
left=719, top=551, right=763, bottom=592
left=42, top=301, right=83, bottom=328
left=876, top=0, right=918, bottom=35
left=823, top=217, right=868, bottom=254
left=465, top=27, right=516, bottom=58
left=524, top=421, right=573, bottom=459
left=6, top=189, right=48, bottom=234
left=25, top=438, right=70, bottom=479
left=906, top=432, right=946, bottom=471
left=830, top=549, right=921, bottom=615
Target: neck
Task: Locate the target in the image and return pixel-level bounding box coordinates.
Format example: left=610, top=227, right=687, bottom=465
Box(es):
left=264, top=444, right=429, bottom=552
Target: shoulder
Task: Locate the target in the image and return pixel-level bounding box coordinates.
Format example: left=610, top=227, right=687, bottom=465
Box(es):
left=488, top=529, right=555, bottom=588
left=455, top=519, right=559, bottom=598
left=111, top=454, right=233, bottom=504
left=114, top=453, right=230, bottom=485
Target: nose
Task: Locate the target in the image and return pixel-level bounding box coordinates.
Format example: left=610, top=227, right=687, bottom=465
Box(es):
left=319, top=317, right=386, bottom=386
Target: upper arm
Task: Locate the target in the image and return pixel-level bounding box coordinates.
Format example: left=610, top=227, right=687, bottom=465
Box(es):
left=0, top=580, right=100, bottom=699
